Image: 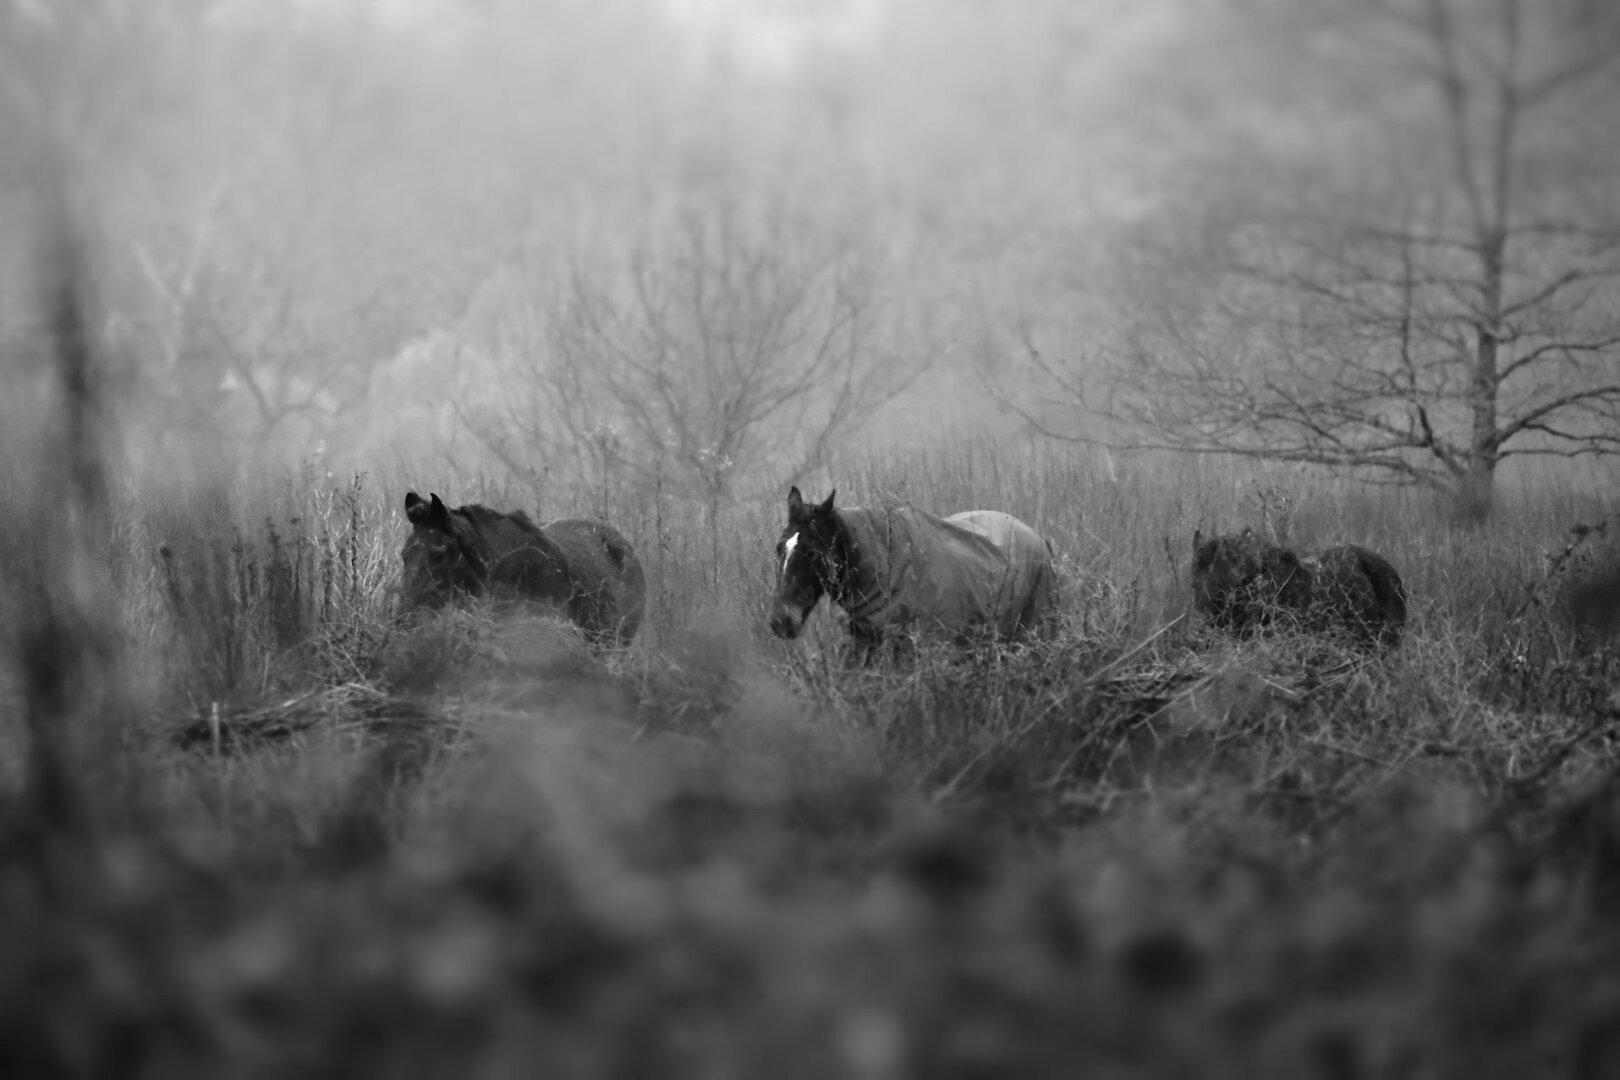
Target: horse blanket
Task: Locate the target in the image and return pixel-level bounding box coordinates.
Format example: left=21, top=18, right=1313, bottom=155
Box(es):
left=836, top=507, right=1057, bottom=640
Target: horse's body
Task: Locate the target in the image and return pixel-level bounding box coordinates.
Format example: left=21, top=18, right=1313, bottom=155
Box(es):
left=1191, top=528, right=1407, bottom=647
left=769, top=487, right=1057, bottom=656
left=402, top=491, right=645, bottom=645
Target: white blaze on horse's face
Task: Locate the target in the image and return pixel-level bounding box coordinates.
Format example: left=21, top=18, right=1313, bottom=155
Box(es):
left=770, top=530, right=815, bottom=638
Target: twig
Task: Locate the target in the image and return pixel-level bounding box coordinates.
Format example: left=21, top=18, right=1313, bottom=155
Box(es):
left=1305, top=737, right=1396, bottom=770
left=1086, top=615, right=1186, bottom=685
left=1505, top=712, right=1615, bottom=792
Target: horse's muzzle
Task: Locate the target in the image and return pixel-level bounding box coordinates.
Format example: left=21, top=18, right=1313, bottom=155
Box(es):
left=769, top=609, right=801, bottom=639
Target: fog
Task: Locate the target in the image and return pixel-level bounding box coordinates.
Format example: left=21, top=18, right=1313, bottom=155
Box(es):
left=3, top=0, right=1617, bottom=508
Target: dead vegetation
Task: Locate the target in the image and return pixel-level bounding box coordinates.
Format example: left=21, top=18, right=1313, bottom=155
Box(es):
left=5, top=284, right=1620, bottom=1073
left=6, top=462, right=1620, bottom=1075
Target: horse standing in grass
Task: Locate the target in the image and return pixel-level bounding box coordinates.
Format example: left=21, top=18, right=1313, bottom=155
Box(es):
left=769, top=486, right=1058, bottom=661
left=401, top=491, right=645, bottom=646
left=1191, top=527, right=1408, bottom=647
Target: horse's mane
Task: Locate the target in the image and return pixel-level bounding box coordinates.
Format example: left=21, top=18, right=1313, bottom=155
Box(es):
left=453, top=503, right=543, bottom=537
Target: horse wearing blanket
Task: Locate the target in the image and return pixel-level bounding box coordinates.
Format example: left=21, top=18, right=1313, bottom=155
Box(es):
left=769, top=487, right=1058, bottom=658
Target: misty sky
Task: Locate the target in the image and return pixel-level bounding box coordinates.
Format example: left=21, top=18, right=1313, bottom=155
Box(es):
left=3, top=0, right=1614, bottom=493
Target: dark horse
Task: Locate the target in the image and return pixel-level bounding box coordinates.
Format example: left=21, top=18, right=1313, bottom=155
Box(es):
left=769, top=486, right=1058, bottom=658
left=1191, top=527, right=1408, bottom=647
left=401, top=491, right=645, bottom=646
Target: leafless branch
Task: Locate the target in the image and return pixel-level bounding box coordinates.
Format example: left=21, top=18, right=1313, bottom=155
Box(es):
left=493, top=197, right=924, bottom=499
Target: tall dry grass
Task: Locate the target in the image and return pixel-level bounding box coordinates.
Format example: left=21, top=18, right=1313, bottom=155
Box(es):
left=7, top=297, right=1620, bottom=1073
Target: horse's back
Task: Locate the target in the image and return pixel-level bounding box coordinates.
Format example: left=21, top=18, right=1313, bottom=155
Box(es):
left=1312, top=544, right=1407, bottom=644
left=539, top=518, right=647, bottom=645
left=871, top=509, right=1051, bottom=638
left=1194, top=532, right=1407, bottom=647
left=944, top=510, right=1059, bottom=635
left=944, top=511, right=1047, bottom=560
left=544, top=518, right=639, bottom=573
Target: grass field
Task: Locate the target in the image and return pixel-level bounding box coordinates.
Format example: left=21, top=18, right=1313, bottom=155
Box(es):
left=5, top=429, right=1620, bottom=1077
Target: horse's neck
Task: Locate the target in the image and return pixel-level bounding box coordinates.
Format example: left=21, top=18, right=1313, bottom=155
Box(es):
left=833, top=508, right=898, bottom=624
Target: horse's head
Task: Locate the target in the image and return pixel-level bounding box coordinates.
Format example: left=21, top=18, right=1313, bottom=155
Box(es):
left=769, top=486, right=845, bottom=639
left=401, top=491, right=489, bottom=610
left=1193, top=528, right=1256, bottom=619
left=1192, top=527, right=1306, bottom=631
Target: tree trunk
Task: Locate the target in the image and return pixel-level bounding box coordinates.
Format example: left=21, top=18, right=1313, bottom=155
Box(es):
left=1455, top=457, right=1496, bottom=523
left=1462, top=289, right=1502, bottom=522
left=1459, top=315, right=1501, bottom=522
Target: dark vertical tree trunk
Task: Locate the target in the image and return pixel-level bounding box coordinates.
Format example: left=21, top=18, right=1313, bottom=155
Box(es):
left=1456, top=456, right=1496, bottom=523
left=1448, top=0, right=1518, bottom=521
left=1462, top=228, right=1506, bottom=522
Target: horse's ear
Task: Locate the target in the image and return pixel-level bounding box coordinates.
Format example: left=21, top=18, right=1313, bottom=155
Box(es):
left=405, top=491, right=429, bottom=525
left=817, top=489, right=836, bottom=517
left=422, top=493, right=451, bottom=530
left=1193, top=527, right=1203, bottom=551
left=787, top=486, right=805, bottom=517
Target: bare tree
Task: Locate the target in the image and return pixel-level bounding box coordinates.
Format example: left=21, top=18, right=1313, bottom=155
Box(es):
left=1008, top=0, right=1620, bottom=519
left=127, top=26, right=473, bottom=456
left=1, top=2, right=500, bottom=465
left=483, top=195, right=921, bottom=501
